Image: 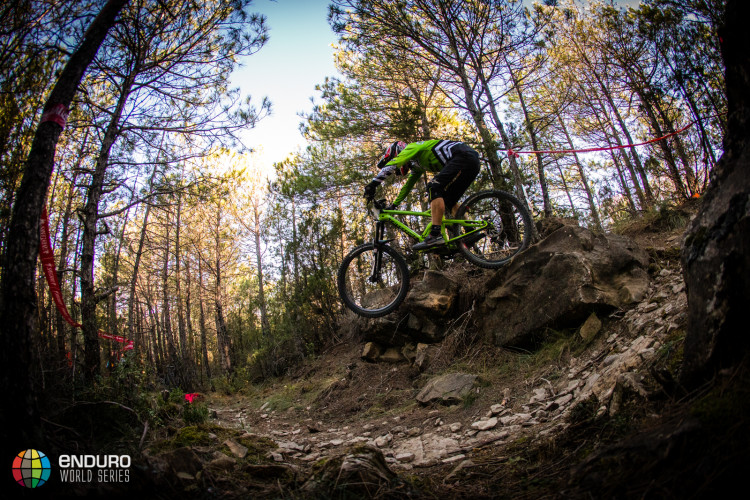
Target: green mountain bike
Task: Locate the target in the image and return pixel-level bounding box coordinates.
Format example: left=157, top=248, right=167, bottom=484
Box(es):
left=337, top=190, right=533, bottom=318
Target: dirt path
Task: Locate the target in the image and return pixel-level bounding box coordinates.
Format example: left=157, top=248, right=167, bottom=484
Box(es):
left=201, top=264, right=687, bottom=476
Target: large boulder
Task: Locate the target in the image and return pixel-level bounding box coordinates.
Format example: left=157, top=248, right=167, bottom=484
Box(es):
left=403, top=270, right=459, bottom=316
left=355, top=270, right=460, bottom=345
left=478, top=225, right=649, bottom=346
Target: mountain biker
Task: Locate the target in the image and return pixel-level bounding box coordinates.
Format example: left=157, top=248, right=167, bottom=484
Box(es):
left=363, top=140, right=481, bottom=250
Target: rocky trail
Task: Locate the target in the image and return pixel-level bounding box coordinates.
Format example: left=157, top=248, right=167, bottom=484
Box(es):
left=141, top=219, right=702, bottom=499
left=208, top=263, right=686, bottom=471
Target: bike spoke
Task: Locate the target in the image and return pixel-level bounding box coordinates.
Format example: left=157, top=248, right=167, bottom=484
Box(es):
left=456, top=191, right=531, bottom=268
left=338, top=243, right=409, bottom=316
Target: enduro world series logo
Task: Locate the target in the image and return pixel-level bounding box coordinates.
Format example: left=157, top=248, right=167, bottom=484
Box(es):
left=12, top=450, right=50, bottom=488
left=12, top=449, right=131, bottom=488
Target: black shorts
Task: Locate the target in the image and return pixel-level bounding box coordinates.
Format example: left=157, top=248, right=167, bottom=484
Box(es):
left=427, top=143, right=480, bottom=210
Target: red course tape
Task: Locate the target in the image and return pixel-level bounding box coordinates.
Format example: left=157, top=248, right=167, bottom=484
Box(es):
left=40, top=207, right=134, bottom=351
left=507, top=119, right=697, bottom=157
left=40, top=104, right=69, bottom=129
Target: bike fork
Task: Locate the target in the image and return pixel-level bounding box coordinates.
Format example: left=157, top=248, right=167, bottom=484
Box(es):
left=369, top=221, right=386, bottom=283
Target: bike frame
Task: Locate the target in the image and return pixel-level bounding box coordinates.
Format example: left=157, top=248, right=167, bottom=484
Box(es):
left=368, top=202, right=488, bottom=282
left=375, top=206, right=487, bottom=245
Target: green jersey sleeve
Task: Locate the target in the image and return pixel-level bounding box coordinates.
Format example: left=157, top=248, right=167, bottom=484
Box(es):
left=393, top=170, right=422, bottom=206
left=386, top=142, right=425, bottom=167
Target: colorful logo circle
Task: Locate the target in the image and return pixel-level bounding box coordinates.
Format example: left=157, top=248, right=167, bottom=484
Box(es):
left=12, top=449, right=51, bottom=488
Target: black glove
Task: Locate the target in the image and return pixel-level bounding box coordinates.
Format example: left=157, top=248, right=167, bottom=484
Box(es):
left=363, top=181, right=378, bottom=201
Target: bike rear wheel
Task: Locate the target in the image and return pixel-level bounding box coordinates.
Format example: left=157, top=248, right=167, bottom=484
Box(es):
left=337, top=243, right=409, bottom=318
left=455, top=190, right=532, bottom=269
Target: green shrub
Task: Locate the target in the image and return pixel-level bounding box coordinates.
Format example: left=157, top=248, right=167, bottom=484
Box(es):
left=167, top=387, right=185, bottom=404
left=183, top=402, right=209, bottom=424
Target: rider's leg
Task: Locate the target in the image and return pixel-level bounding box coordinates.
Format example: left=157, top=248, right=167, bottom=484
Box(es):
left=441, top=146, right=480, bottom=210
left=412, top=189, right=446, bottom=250
left=425, top=181, right=445, bottom=237
left=430, top=197, right=445, bottom=231
left=414, top=145, right=479, bottom=251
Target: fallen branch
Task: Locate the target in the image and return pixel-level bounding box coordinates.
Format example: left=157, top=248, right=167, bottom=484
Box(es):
left=139, top=420, right=150, bottom=450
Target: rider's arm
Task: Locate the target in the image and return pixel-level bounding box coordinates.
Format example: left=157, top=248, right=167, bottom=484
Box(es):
left=392, top=170, right=422, bottom=206
left=369, top=142, right=429, bottom=198
left=371, top=164, right=400, bottom=185
left=371, top=142, right=430, bottom=185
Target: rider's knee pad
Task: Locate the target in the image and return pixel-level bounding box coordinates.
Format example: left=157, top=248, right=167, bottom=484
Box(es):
left=426, top=180, right=444, bottom=201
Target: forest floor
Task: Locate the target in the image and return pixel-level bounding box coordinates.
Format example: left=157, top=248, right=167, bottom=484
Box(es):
left=131, top=206, right=750, bottom=499
left=44, top=207, right=749, bottom=499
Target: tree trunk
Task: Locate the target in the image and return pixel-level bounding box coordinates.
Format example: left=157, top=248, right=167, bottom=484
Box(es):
left=213, top=208, right=231, bottom=374
left=108, top=191, right=134, bottom=338
left=127, top=165, right=160, bottom=350
left=680, top=0, right=750, bottom=386
left=559, top=116, right=602, bottom=230
left=160, top=213, right=177, bottom=370
left=627, top=81, right=688, bottom=198
left=292, top=196, right=299, bottom=289
left=175, top=193, right=186, bottom=357
left=578, top=47, right=655, bottom=206
left=145, top=292, right=162, bottom=370
left=555, top=161, right=577, bottom=217
left=0, top=0, right=127, bottom=448
left=54, top=148, right=84, bottom=360
left=573, top=40, right=650, bottom=208
left=174, top=191, right=191, bottom=386
left=670, top=62, right=718, bottom=169
left=80, top=71, right=135, bottom=381
left=580, top=85, right=645, bottom=210
left=506, top=58, right=551, bottom=217
left=619, top=51, right=698, bottom=198
left=69, top=224, right=82, bottom=381
left=651, top=97, right=698, bottom=195
left=275, top=207, right=288, bottom=302
left=254, top=204, right=270, bottom=337
left=214, top=298, right=231, bottom=374
left=197, top=257, right=211, bottom=382
left=676, top=35, right=728, bottom=136
left=477, top=68, right=529, bottom=207
left=605, top=90, right=655, bottom=205
left=184, top=255, right=196, bottom=381
left=453, top=62, right=504, bottom=188
left=597, top=95, right=648, bottom=209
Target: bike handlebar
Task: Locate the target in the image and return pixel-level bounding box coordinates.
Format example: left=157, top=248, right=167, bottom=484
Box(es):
left=366, top=199, right=389, bottom=220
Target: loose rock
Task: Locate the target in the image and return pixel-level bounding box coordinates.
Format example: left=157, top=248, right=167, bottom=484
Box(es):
left=471, top=417, right=498, bottom=431
left=416, top=373, right=477, bottom=405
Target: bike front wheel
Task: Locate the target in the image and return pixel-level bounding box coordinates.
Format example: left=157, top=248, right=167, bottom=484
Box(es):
left=455, top=190, right=532, bottom=269
left=337, top=243, right=410, bottom=318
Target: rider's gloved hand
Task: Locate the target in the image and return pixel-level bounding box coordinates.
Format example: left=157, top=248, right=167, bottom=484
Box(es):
left=385, top=203, right=397, bottom=210
left=363, top=181, right=379, bottom=201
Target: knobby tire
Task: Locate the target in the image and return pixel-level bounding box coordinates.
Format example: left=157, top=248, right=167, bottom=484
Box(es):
left=337, top=243, right=409, bottom=318
left=455, top=190, right=532, bottom=269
